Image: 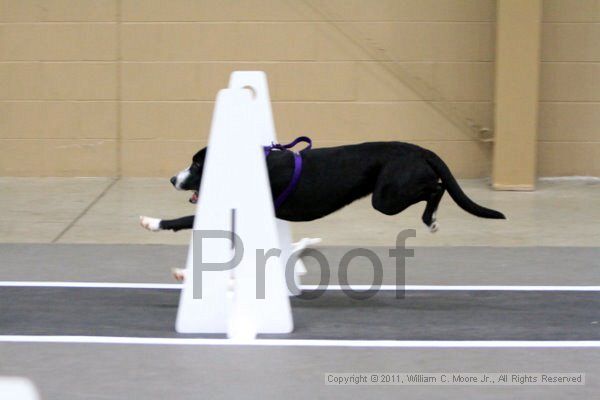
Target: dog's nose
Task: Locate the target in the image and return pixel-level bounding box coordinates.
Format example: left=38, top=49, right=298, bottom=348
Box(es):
left=170, top=176, right=177, bottom=186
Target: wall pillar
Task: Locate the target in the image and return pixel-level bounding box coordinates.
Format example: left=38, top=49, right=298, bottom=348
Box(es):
left=492, top=0, right=542, bottom=190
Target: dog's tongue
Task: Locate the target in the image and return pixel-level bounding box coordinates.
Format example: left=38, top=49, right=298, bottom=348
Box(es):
left=189, top=191, right=199, bottom=204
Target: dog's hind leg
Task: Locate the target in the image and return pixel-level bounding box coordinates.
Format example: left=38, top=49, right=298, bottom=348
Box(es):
left=371, top=162, right=421, bottom=216
left=372, top=160, right=444, bottom=232
left=421, top=184, right=445, bottom=233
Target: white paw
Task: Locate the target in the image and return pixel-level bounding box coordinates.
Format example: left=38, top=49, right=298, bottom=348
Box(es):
left=140, top=216, right=161, bottom=232
left=429, top=221, right=440, bottom=233
left=171, top=268, right=186, bottom=282
left=292, top=237, right=322, bottom=253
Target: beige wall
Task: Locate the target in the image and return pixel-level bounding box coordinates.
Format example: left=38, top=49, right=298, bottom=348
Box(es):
left=0, top=0, right=495, bottom=177
left=539, top=0, right=600, bottom=176
left=0, top=0, right=596, bottom=178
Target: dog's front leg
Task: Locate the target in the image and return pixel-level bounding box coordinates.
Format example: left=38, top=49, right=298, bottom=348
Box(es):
left=140, top=215, right=195, bottom=232
left=160, top=215, right=195, bottom=231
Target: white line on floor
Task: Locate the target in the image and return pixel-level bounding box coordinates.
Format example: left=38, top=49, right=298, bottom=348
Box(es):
left=0, top=335, right=599, bottom=348
left=1, top=281, right=600, bottom=291
left=0, top=281, right=181, bottom=289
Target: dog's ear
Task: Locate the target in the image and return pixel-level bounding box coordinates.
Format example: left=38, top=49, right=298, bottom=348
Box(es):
left=192, top=147, right=207, bottom=164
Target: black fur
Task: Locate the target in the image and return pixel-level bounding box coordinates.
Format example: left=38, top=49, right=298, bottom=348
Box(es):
left=161, top=141, right=505, bottom=231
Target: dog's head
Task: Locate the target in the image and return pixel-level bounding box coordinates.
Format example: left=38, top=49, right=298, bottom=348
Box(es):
left=170, top=148, right=207, bottom=203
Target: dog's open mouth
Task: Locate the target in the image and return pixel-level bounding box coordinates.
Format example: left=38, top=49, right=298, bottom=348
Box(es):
left=189, top=191, right=199, bottom=204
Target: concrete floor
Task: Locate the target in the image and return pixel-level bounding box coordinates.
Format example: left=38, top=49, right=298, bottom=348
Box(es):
left=1, top=177, right=598, bottom=246
left=2, top=243, right=599, bottom=286
left=1, top=244, right=599, bottom=400
left=1, top=344, right=596, bottom=400
left=3, top=286, right=599, bottom=340
left=1, top=177, right=599, bottom=400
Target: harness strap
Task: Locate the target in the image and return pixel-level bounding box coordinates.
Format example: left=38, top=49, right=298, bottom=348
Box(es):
left=264, top=136, right=312, bottom=157
left=264, top=136, right=312, bottom=209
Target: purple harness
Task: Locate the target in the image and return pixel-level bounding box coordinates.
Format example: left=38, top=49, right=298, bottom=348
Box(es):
left=264, top=136, right=312, bottom=209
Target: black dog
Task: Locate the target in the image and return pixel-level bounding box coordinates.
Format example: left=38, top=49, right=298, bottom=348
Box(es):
left=140, top=141, right=505, bottom=233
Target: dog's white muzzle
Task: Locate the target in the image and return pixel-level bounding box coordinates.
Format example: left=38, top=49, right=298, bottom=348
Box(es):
left=173, top=168, right=191, bottom=190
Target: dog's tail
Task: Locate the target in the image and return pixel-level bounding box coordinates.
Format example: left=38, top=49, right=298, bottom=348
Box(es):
left=425, top=151, right=506, bottom=219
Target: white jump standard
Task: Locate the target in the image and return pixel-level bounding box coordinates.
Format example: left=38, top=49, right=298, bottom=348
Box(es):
left=176, top=71, right=312, bottom=339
